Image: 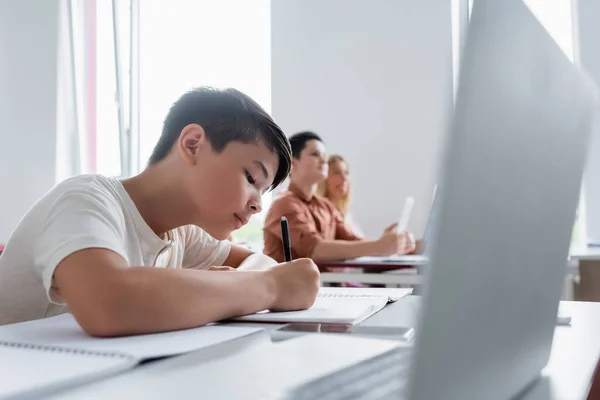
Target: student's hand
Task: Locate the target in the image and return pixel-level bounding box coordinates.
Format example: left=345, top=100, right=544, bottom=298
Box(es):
left=266, top=258, right=320, bottom=312
left=399, top=232, right=417, bottom=254
left=376, top=230, right=416, bottom=255
left=382, top=223, right=416, bottom=253
left=383, top=222, right=399, bottom=234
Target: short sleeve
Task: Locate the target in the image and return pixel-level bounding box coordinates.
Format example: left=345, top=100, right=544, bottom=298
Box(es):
left=265, top=198, right=324, bottom=259
left=34, top=188, right=128, bottom=304
left=181, top=225, right=231, bottom=269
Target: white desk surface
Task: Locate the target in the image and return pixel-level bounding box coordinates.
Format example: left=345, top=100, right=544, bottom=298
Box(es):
left=49, top=297, right=600, bottom=400
left=570, top=247, right=600, bottom=261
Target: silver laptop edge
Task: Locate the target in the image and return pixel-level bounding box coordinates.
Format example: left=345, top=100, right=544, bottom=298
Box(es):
left=408, top=1, right=598, bottom=399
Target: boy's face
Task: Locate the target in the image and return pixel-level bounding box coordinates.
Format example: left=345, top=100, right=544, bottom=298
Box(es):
left=178, top=125, right=279, bottom=240
left=291, top=139, right=328, bottom=185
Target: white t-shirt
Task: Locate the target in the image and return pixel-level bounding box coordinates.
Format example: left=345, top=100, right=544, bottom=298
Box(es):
left=0, top=174, right=231, bottom=325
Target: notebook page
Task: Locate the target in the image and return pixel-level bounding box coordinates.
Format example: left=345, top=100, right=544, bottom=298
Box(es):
left=234, top=293, right=390, bottom=325
left=0, top=314, right=263, bottom=360
left=318, top=287, right=413, bottom=301
left=0, top=346, right=134, bottom=399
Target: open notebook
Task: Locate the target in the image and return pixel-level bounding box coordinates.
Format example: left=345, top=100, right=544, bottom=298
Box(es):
left=0, top=314, right=262, bottom=399
left=233, top=287, right=413, bottom=325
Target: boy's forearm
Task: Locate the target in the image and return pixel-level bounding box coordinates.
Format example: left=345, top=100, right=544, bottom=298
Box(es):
left=85, top=267, right=276, bottom=336
left=310, top=240, right=382, bottom=261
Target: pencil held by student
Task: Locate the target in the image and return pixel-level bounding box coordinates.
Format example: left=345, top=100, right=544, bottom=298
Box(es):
left=0, top=87, right=320, bottom=336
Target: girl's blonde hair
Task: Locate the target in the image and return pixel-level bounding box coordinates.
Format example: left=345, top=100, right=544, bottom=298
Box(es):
left=318, top=154, right=351, bottom=216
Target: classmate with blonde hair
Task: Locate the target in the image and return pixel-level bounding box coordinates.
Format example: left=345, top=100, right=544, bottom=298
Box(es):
left=317, top=154, right=364, bottom=237
left=319, top=154, right=425, bottom=255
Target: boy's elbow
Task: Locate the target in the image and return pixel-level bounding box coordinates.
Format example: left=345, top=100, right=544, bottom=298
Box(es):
left=67, top=284, right=132, bottom=337
left=71, top=302, right=126, bottom=337
left=76, top=315, right=119, bottom=338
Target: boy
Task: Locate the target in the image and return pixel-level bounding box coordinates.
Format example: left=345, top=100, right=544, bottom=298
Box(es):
left=0, top=87, right=320, bottom=336
left=263, top=131, right=415, bottom=263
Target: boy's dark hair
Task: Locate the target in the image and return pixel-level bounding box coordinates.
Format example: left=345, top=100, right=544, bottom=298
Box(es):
left=288, top=131, right=323, bottom=159
left=149, top=87, right=291, bottom=190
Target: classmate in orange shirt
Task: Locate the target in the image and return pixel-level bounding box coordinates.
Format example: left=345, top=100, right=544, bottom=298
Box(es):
left=263, top=131, right=415, bottom=263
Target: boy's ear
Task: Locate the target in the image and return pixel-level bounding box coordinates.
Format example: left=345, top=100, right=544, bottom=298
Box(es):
left=178, top=124, right=207, bottom=165
left=291, top=156, right=300, bottom=171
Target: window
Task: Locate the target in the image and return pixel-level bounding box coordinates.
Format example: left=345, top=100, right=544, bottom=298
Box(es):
left=64, top=0, right=135, bottom=178
left=96, top=0, right=126, bottom=177
left=67, top=0, right=272, bottom=249
left=523, top=0, right=575, bottom=61
left=451, top=0, right=469, bottom=98
left=466, top=0, right=574, bottom=60
left=138, top=0, right=272, bottom=250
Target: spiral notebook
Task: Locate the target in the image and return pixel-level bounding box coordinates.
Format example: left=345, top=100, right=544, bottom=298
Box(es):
left=232, top=287, right=412, bottom=325
left=0, top=342, right=135, bottom=400
left=0, top=314, right=263, bottom=399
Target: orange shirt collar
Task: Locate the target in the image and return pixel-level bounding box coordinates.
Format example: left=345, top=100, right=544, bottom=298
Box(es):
left=287, top=181, right=314, bottom=203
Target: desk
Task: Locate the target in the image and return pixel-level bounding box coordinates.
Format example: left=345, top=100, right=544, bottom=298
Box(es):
left=518, top=301, right=600, bottom=400
left=318, top=255, right=427, bottom=286
left=570, top=247, right=600, bottom=261
left=319, top=254, right=578, bottom=296
left=50, top=297, right=600, bottom=400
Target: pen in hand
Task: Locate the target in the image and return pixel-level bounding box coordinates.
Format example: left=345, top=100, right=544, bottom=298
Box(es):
left=280, top=216, right=293, bottom=262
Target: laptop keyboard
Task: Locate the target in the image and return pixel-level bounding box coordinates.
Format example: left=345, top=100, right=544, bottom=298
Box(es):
left=284, top=347, right=412, bottom=400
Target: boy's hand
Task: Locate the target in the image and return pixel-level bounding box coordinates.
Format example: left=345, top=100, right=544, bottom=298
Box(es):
left=266, top=258, right=320, bottom=312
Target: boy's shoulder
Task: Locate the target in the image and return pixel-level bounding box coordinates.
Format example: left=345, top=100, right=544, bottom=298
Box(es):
left=51, top=174, right=123, bottom=200
left=34, top=174, right=128, bottom=221
left=53, top=174, right=119, bottom=193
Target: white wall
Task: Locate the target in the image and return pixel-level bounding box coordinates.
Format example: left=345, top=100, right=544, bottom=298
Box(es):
left=271, top=0, right=453, bottom=238
left=0, top=0, right=61, bottom=242
left=577, top=0, right=600, bottom=243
